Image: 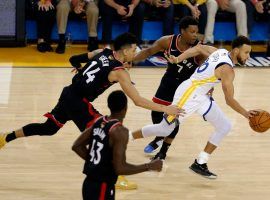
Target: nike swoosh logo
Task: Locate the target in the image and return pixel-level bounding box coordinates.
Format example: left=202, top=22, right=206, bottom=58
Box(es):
left=170, top=49, right=178, bottom=52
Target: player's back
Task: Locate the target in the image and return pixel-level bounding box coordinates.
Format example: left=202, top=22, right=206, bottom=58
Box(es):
left=70, top=49, right=124, bottom=101
left=83, top=116, right=122, bottom=184
left=189, top=49, right=234, bottom=95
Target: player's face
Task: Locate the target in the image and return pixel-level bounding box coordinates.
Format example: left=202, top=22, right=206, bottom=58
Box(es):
left=182, top=25, right=198, bottom=45
left=124, top=44, right=137, bottom=62
left=237, top=44, right=251, bottom=65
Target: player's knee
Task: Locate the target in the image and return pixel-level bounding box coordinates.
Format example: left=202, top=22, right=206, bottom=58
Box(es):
left=220, top=118, right=232, bottom=136
left=160, top=121, right=176, bottom=137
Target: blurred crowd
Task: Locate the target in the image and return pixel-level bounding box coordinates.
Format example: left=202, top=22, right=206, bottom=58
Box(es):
left=26, top=0, right=270, bottom=55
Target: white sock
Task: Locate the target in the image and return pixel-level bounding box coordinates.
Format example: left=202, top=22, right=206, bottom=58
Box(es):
left=197, top=151, right=210, bottom=164
left=128, top=131, right=134, bottom=141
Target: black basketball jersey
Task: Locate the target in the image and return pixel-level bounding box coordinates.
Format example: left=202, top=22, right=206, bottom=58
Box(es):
left=166, top=34, right=199, bottom=82
left=83, top=116, right=121, bottom=184
left=70, top=48, right=124, bottom=101
left=152, top=35, right=200, bottom=104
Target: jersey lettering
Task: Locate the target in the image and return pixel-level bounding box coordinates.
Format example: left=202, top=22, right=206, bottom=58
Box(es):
left=89, top=139, right=104, bottom=165
left=197, top=59, right=209, bottom=73
left=83, top=61, right=100, bottom=83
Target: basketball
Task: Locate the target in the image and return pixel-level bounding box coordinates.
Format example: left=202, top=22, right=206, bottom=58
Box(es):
left=249, top=110, right=270, bottom=133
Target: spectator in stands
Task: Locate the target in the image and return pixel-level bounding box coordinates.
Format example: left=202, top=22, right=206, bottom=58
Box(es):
left=142, top=0, right=175, bottom=36
left=173, top=0, right=207, bottom=41
left=28, top=0, right=56, bottom=53
left=203, top=0, right=248, bottom=44
left=244, top=0, right=270, bottom=56
left=100, top=0, right=144, bottom=46
left=56, top=0, right=99, bottom=54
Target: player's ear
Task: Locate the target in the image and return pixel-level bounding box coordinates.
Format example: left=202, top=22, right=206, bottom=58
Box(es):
left=234, top=48, right=240, bottom=55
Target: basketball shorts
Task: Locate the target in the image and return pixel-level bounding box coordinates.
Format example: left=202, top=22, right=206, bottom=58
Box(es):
left=44, top=87, right=101, bottom=132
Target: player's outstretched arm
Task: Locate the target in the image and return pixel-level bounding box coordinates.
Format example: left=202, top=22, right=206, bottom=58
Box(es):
left=165, top=44, right=217, bottom=64
left=219, top=65, right=256, bottom=119
left=133, top=36, right=171, bottom=62
left=111, top=126, right=163, bottom=175
left=111, top=69, right=184, bottom=116
left=72, top=127, right=93, bottom=160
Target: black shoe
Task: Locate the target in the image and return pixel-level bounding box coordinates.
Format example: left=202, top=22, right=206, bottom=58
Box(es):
left=189, top=159, right=217, bottom=179
left=151, top=151, right=166, bottom=160
left=56, top=40, right=66, bottom=54
left=87, top=37, right=99, bottom=51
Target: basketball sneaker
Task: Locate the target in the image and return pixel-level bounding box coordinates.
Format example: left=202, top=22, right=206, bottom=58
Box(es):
left=144, top=140, right=163, bottom=154
left=189, top=159, right=217, bottom=179
left=115, top=176, right=138, bottom=190
left=0, top=133, right=7, bottom=149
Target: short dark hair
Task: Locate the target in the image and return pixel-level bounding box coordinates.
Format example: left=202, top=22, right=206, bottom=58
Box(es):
left=113, top=32, right=138, bottom=51
left=232, top=35, right=251, bottom=49
left=107, top=90, right=128, bottom=113
left=179, top=16, right=198, bottom=31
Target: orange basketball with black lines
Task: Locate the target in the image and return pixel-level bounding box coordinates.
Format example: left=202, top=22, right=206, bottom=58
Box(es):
left=249, top=110, right=270, bottom=133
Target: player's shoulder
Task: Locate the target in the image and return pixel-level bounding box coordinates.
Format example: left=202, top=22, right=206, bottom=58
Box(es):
left=111, top=124, right=128, bottom=133
left=110, top=123, right=129, bottom=141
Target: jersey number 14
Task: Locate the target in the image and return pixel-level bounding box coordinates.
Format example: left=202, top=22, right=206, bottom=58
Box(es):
left=83, top=61, right=100, bottom=83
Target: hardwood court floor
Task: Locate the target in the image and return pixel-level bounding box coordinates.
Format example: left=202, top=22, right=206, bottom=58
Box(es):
left=0, top=43, right=268, bottom=67
left=0, top=67, right=270, bottom=200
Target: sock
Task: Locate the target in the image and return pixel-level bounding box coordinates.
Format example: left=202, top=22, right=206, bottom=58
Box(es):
left=197, top=151, right=210, bottom=164
left=128, top=131, right=134, bottom=141
left=159, top=142, right=171, bottom=155
left=5, top=131, right=16, bottom=142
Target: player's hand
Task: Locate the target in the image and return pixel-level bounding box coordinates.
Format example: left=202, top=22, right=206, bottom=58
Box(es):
left=164, top=50, right=179, bottom=64
left=246, top=110, right=259, bottom=119
left=148, top=159, right=163, bottom=172
left=164, top=105, right=185, bottom=116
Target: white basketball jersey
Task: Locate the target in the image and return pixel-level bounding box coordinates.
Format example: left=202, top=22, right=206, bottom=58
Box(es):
left=166, top=49, right=234, bottom=123
left=190, top=49, right=234, bottom=95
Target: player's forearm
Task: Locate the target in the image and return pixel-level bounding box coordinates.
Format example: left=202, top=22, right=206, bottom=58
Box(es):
left=134, top=49, right=153, bottom=62
left=69, top=53, right=89, bottom=69
left=226, top=98, right=248, bottom=118
left=176, top=46, right=202, bottom=62
left=133, top=97, right=166, bottom=113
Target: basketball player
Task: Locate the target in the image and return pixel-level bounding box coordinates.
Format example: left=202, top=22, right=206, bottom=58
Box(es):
left=134, top=16, right=215, bottom=159
left=0, top=33, right=181, bottom=150
left=130, top=36, right=257, bottom=179
left=72, top=90, right=163, bottom=200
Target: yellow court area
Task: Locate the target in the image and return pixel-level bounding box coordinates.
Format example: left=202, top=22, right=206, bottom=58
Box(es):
left=0, top=45, right=270, bottom=200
